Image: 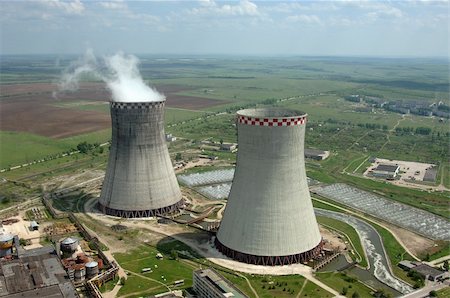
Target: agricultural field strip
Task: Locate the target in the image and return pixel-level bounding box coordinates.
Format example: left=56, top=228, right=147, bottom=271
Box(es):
left=313, top=183, right=450, bottom=240
left=315, top=209, right=414, bottom=294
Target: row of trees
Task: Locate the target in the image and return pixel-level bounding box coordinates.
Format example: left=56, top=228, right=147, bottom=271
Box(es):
left=395, top=126, right=432, bottom=135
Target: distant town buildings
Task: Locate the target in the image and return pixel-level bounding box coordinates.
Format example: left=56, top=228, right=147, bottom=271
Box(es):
left=193, top=269, right=248, bottom=298
left=344, top=95, right=450, bottom=118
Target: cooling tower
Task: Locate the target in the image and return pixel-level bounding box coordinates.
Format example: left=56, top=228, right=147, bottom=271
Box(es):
left=215, top=108, right=323, bottom=266
left=99, top=101, right=183, bottom=218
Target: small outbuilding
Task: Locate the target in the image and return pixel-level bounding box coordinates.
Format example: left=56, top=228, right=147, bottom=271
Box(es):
left=413, top=264, right=446, bottom=281
left=30, top=221, right=39, bottom=231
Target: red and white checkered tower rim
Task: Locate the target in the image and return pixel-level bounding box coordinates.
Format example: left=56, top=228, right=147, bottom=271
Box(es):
left=237, top=108, right=307, bottom=127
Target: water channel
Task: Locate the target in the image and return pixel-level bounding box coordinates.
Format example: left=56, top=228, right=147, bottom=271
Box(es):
left=315, top=208, right=414, bottom=296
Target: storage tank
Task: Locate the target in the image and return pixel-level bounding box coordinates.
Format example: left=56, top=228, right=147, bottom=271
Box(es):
left=85, top=261, right=99, bottom=279
left=98, top=101, right=183, bottom=218
left=215, top=108, right=323, bottom=266
left=74, top=265, right=86, bottom=282
left=60, top=237, right=78, bottom=253
left=0, top=233, right=14, bottom=257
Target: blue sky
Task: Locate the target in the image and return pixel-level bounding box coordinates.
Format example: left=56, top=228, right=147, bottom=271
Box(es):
left=0, top=0, right=448, bottom=57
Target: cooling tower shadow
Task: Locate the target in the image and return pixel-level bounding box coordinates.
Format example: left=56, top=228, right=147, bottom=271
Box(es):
left=155, top=231, right=231, bottom=263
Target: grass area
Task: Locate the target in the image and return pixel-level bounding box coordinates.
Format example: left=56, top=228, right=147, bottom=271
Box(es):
left=0, top=129, right=111, bottom=169
left=436, top=286, right=450, bottom=298
left=316, top=215, right=368, bottom=268
left=315, top=272, right=374, bottom=298
left=166, top=113, right=237, bottom=143
left=99, top=276, right=118, bottom=293
left=114, top=244, right=198, bottom=296
left=247, top=274, right=332, bottom=298
left=427, top=242, right=450, bottom=261
left=117, top=274, right=163, bottom=297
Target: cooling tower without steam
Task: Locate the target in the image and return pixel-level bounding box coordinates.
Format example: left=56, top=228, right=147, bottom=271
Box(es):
left=99, top=101, right=183, bottom=218
left=215, top=108, right=323, bottom=266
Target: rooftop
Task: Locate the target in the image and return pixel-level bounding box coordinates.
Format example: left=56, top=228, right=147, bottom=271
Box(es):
left=413, top=264, right=445, bottom=278
left=374, top=164, right=400, bottom=172
left=195, top=269, right=247, bottom=298
left=0, top=246, right=77, bottom=297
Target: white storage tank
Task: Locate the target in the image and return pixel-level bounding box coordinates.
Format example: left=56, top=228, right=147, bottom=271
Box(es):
left=85, top=261, right=99, bottom=279
left=60, top=237, right=79, bottom=253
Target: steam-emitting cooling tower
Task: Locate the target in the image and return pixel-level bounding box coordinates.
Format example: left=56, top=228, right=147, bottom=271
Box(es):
left=215, top=108, right=323, bottom=266
left=99, top=101, right=183, bottom=218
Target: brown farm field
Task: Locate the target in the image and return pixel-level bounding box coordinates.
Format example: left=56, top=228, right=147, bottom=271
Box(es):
left=0, top=83, right=229, bottom=139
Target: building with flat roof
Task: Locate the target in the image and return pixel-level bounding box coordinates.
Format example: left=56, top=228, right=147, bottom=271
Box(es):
left=0, top=246, right=77, bottom=297
left=413, top=264, right=446, bottom=281
left=304, top=149, right=329, bottom=161
left=370, top=164, right=400, bottom=179
left=193, top=269, right=248, bottom=298
left=423, top=167, right=438, bottom=182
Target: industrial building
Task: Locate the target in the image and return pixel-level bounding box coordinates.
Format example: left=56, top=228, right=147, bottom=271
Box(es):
left=193, top=269, right=247, bottom=298
left=216, top=108, right=323, bottom=266
left=99, top=101, right=183, bottom=218
left=423, top=166, right=438, bottom=182
left=398, top=261, right=446, bottom=282
left=304, top=148, right=330, bottom=161
left=370, top=164, right=400, bottom=179
left=0, top=246, right=77, bottom=297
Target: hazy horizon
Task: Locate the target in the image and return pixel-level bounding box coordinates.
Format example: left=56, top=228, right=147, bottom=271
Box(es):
left=1, top=0, right=448, bottom=58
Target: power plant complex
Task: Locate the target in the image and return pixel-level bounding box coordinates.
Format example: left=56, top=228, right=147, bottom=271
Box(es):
left=215, top=108, right=323, bottom=266
left=98, top=101, right=323, bottom=265
left=98, top=101, right=183, bottom=218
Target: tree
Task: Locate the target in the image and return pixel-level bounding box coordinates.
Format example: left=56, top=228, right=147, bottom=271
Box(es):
left=352, top=292, right=360, bottom=298
left=429, top=290, right=438, bottom=297
left=175, top=153, right=182, bottom=161
left=170, top=249, right=178, bottom=260
left=341, top=287, right=348, bottom=295
left=443, top=260, right=449, bottom=271
left=120, top=277, right=126, bottom=285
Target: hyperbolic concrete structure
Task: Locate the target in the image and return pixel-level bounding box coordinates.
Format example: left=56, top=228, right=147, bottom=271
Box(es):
left=215, top=108, right=323, bottom=266
left=99, top=101, right=183, bottom=218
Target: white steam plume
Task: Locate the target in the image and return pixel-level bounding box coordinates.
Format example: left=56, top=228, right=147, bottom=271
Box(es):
left=58, top=50, right=164, bottom=102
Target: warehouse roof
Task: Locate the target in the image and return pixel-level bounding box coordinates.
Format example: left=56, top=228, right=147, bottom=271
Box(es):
left=374, top=164, right=399, bottom=172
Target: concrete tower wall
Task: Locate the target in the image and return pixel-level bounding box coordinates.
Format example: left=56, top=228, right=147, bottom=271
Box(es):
left=216, top=108, right=322, bottom=265
left=99, top=101, right=182, bottom=218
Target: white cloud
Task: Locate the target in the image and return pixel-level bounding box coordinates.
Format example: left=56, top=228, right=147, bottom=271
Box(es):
left=286, top=14, right=322, bottom=25
left=189, top=0, right=260, bottom=17
left=42, top=0, right=85, bottom=15
left=99, top=0, right=127, bottom=10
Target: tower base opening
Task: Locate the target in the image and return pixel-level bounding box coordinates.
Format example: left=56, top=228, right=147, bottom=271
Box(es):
left=98, top=200, right=183, bottom=218
left=214, top=238, right=324, bottom=266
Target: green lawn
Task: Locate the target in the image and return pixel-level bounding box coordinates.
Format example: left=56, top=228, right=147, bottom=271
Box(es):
left=436, top=286, right=450, bottom=298
left=114, top=244, right=199, bottom=297
left=117, top=274, right=163, bottom=297
left=315, top=272, right=375, bottom=298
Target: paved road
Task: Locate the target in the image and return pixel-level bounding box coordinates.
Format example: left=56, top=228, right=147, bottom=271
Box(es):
left=400, top=280, right=449, bottom=298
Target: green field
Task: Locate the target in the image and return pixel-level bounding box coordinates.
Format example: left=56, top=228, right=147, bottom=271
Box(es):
left=315, top=272, right=374, bottom=298
left=114, top=244, right=198, bottom=297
